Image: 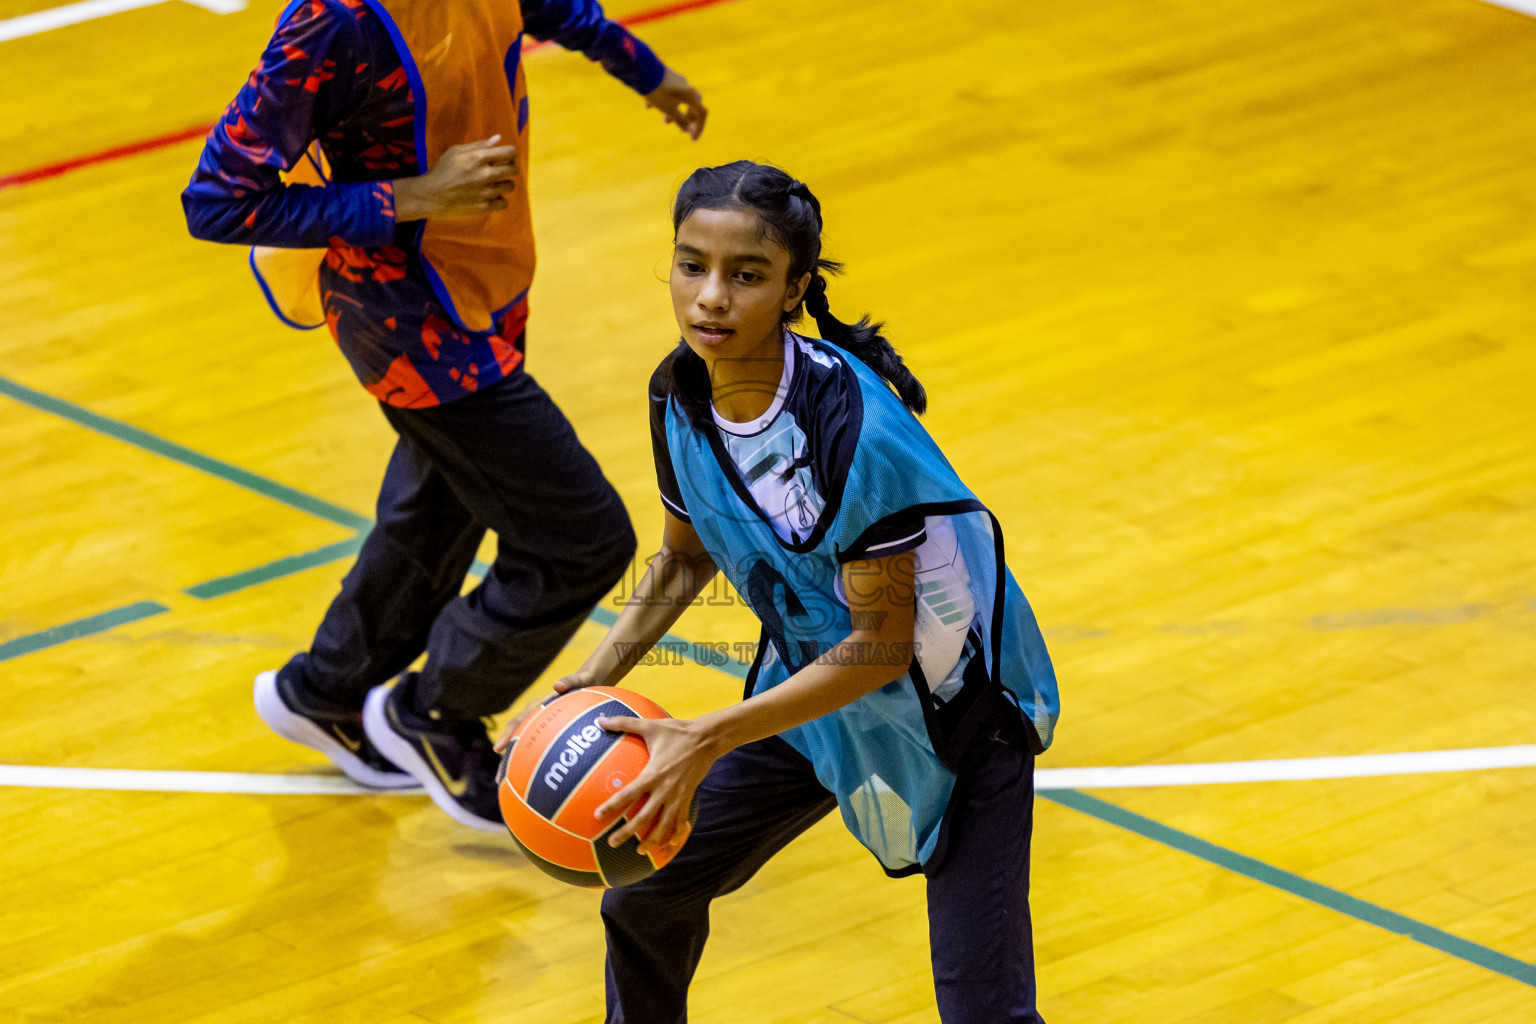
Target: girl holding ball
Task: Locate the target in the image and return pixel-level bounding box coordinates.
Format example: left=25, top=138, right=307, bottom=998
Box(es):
left=501, top=161, right=1059, bottom=1023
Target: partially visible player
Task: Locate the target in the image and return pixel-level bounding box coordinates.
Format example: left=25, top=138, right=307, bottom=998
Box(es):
left=500, top=161, right=1060, bottom=1021
left=182, top=0, right=707, bottom=830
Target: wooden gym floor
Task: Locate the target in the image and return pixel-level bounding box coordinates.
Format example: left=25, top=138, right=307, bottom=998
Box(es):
left=1, top=0, right=1534, bottom=1020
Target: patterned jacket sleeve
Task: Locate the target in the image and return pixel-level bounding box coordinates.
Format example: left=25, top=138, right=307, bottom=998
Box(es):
left=181, top=0, right=396, bottom=249
left=521, top=0, right=667, bottom=94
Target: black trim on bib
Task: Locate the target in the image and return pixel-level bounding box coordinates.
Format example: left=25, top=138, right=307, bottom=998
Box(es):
left=741, top=624, right=770, bottom=701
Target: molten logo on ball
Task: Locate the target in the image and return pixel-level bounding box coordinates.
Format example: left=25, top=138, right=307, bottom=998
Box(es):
left=497, top=685, right=697, bottom=889
left=543, top=723, right=606, bottom=790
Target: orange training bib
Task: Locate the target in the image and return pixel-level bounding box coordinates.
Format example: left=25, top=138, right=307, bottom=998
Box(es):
left=251, top=0, right=535, bottom=335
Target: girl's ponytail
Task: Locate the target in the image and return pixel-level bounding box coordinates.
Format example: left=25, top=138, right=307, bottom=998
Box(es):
left=802, top=270, right=927, bottom=416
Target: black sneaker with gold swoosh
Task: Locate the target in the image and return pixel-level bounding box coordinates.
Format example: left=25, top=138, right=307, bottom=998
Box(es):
left=254, top=665, right=416, bottom=789
left=362, top=673, right=504, bottom=832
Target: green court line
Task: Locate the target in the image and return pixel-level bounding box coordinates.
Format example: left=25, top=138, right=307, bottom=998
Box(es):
left=184, top=537, right=367, bottom=600
left=2, top=544, right=369, bottom=665
left=1043, top=789, right=1536, bottom=989
left=0, top=376, right=372, bottom=532
left=0, top=601, right=170, bottom=662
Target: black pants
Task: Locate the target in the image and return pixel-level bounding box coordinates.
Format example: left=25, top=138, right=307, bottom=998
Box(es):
left=295, top=370, right=636, bottom=719
left=601, top=693, right=1044, bottom=1023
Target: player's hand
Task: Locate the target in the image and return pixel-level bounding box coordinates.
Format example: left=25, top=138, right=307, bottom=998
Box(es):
left=594, top=716, right=714, bottom=856
left=551, top=666, right=602, bottom=696
left=393, top=136, right=518, bottom=222
left=493, top=701, right=538, bottom=753
left=644, top=68, right=707, bottom=141
left=492, top=668, right=603, bottom=752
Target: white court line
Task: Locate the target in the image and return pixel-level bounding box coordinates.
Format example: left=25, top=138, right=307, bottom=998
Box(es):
left=0, top=764, right=421, bottom=796
left=3, top=745, right=1535, bottom=795
left=1486, top=1, right=1536, bottom=15
left=0, top=0, right=244, bottom=44
left=1036, top=745, right=1536, bottom=790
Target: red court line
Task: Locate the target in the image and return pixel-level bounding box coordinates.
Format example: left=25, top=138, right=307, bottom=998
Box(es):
left=0, top=122, right=215, bottom=191
left=612, top=0, right=731, bottom=29
left=0, top=0, right=734, bottom=193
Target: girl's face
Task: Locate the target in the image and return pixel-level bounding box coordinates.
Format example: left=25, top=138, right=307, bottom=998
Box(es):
left=670, top=207, right=811, bottom=361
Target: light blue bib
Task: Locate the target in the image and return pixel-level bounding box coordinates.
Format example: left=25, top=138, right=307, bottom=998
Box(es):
left=664, top=337, right=1059, bottom=872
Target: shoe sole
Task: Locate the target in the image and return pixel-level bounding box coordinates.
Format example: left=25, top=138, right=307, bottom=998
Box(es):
left=362, top=684, right=505, bottom=833
left=253, top=671, right=419, bottom=790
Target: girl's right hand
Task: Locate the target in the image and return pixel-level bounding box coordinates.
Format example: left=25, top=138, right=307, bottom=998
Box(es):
left=493, top=667, right=603, bottom=752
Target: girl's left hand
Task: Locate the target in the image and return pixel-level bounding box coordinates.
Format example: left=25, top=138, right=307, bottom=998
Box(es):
left=595, top=716, right=717, bottom=856
left=493, top=667, right=604, bottom=753
left=644, top=68, right=708, bottom=141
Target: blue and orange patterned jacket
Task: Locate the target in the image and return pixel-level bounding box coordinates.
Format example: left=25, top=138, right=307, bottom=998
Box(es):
left=182, top=0, right=665, bottom=407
